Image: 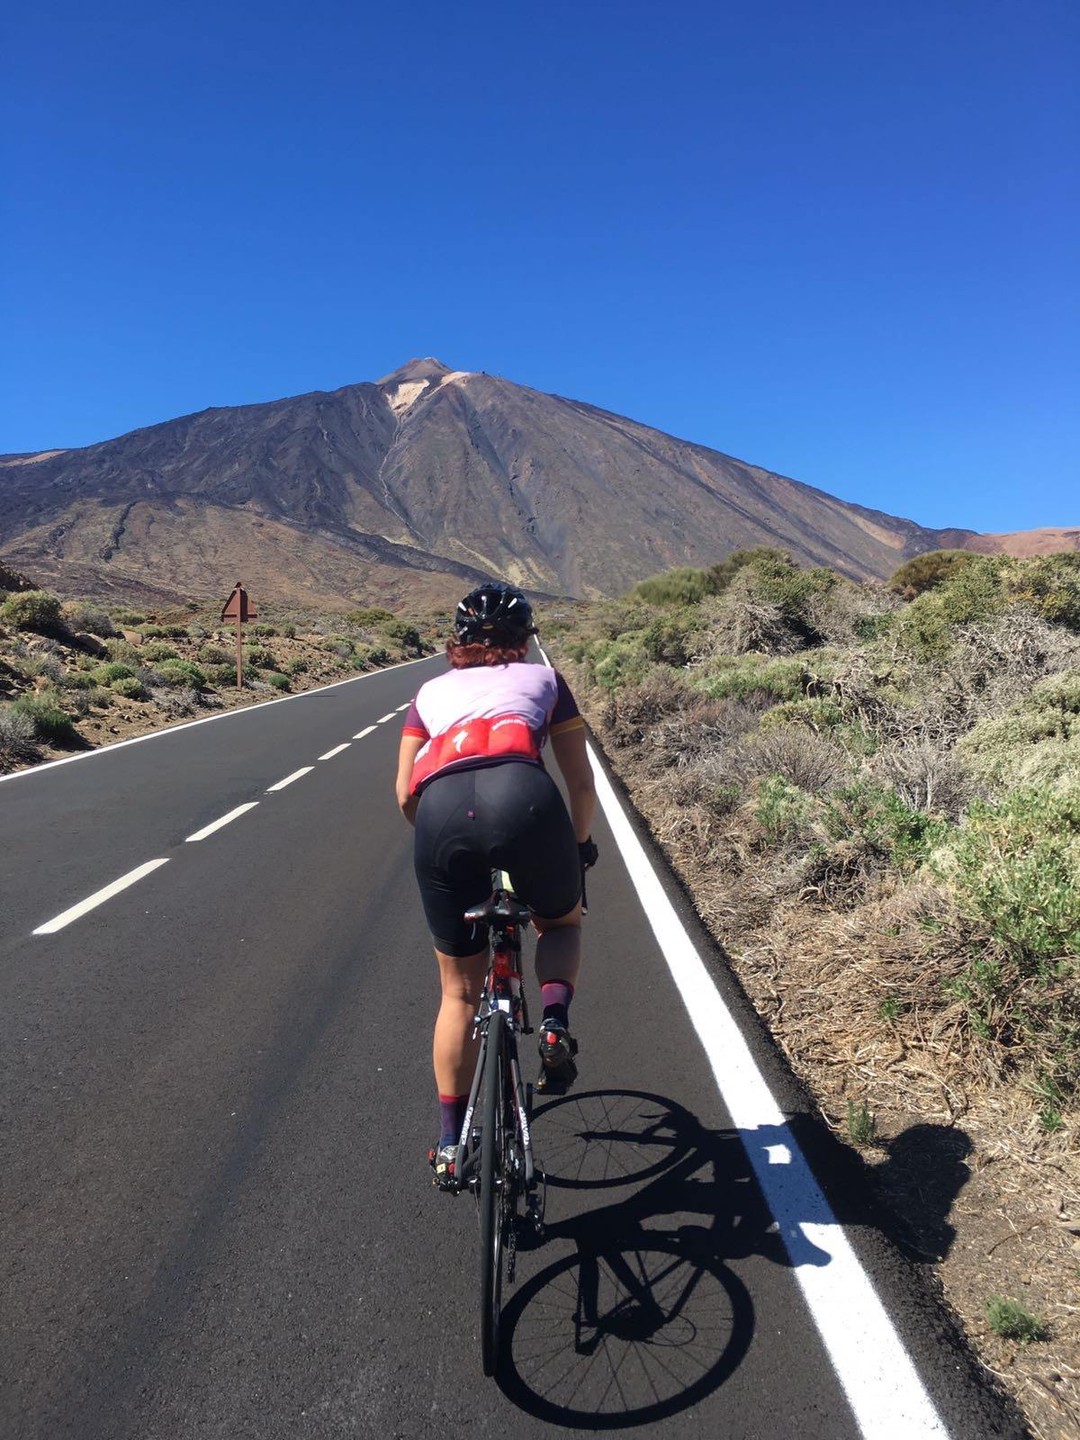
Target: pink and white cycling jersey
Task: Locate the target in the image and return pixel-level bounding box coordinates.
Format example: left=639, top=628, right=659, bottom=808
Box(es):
left=403, top=662, right=583, bottom=794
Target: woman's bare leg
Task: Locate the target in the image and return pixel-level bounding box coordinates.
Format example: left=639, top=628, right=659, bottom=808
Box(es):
left=433, top=948, right=488, bottom=1096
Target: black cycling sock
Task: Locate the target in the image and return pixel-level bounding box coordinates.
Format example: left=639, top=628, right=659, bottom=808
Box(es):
left=542, top=1002, right=570, bottom=1030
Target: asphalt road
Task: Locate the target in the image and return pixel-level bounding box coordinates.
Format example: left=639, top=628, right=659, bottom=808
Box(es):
left=0, top=658, right=1021, bottom=1438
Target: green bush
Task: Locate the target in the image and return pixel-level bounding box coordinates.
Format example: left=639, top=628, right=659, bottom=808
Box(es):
left=344, top=607, right=395, bottom=627
left=252, top=623, right=277, bottom=637
left=820, top=781, right=947, bottom=871
left=198, top=644, right=232, bottom=666
left=591, top=639, right=654, bottom=690
left=705, top=548, right=793, bottom=596
left=754, top=776, right=814, bottom=841
left=156, top=659, right=207, bottom=688
left=760, top=697, right=845, bottom=732
left=631, top=568, right=710, bottom=607
left=945, top=788, right=1080, bottom=964
left=11, top=692, right=79, bottom=746
left=281, top=623, right=297, bottom=639
left=0, top=590, right=65, bottom=635
left=245, top=645, right=276, bottom=668
left=110, top=676, right=148, bottom=700
left=0, top=704, right=39, bottom=761
left=696, top=654, right=817, bottom=704
left=206, top=663, right=238, bottom=687
left=142, top=643, right=179, bottom=663
left=286, top=657, right=309, bottom=675
left=92, top=661, right=137, bottom=685
left=266, top=672, right=290, bottom=691
left=888, top=550, right=977, bottom=598
left=62, top=602, right=118, bottom=637
left=1004, top=552, right=1080, bottom=630
left=958, top=669, right=1080, bottom=792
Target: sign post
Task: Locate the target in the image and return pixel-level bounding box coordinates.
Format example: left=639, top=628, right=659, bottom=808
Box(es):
left=220, top=582, right=258, bottom=690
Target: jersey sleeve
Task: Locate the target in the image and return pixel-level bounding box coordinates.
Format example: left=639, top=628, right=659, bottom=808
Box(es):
left=401, top=698, right=428, bottom=740
left=549, top=670, right=585, bottom=734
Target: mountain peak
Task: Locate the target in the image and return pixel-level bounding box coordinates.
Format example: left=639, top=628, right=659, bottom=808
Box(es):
left=377, top=357, right=453, bottom=386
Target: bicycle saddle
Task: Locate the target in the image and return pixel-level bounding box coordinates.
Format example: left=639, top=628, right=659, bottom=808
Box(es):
left=464, top=891, right=533, bottom=926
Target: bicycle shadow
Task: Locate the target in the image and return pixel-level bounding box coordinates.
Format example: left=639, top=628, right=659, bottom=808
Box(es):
left=496, top=1089, right=969, bottom=1428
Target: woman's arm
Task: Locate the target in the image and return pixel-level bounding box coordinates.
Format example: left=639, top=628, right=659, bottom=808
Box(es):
left=549, top=724, right=596, bottom=842
left=395, top=732, right=426, bottom=824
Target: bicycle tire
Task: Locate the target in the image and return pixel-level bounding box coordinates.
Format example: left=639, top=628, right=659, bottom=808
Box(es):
left=479, top=1008, right=507, bottom=1375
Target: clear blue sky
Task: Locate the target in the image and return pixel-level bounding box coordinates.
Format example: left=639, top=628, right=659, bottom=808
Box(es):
left=3, top=0, right=1077, bottom=534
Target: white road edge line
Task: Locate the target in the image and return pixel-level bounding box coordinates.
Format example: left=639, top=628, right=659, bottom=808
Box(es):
left=537, top=644, right=947, bottom=1439
left=0, top=653, right=437, bottom=786
left=267, top=767, right=314, bottom=792
left=376, top=713, right=395, bottom=723
left=318, top=743, right=351, bottom=761
left=185, top=803, right=260, bottom=842
left=33, top=859, right=170, bottom=935
left=353, top=726, right=378, bottom=739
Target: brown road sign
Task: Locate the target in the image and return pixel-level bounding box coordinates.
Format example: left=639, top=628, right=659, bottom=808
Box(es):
left=221, top=583, right=257, bottom=623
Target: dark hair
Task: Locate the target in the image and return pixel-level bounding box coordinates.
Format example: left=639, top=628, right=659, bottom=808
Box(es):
left=446, top=639, right=528, bottom=669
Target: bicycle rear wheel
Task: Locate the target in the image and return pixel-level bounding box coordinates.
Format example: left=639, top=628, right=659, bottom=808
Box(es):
left=479, top=1009, right=509, bottom=1375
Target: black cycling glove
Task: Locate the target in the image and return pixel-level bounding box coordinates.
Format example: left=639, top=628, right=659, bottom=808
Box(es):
left=578, top=837, right=599, bottom=870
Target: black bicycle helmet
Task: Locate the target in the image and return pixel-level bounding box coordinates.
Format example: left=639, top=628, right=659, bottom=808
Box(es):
left=454, top=582, right=536, bottom=645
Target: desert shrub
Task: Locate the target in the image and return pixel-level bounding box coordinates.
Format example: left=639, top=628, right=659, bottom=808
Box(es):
left=105, top=638, right=140, bottom=663
left=110, top=676, right=149, bottom=700
left=631, top=568, right=710, bottom=606
left=0, top=705, right=39, bottom=761
left=381, top=618, right=422, bottom=652
left=252, top=623, right=277, bottom=637
left=156, top=659, right=207, bottom=688
left=198, top=644, right=232, bottom=666
left=206, top=664, right=238, bottom=687
left=11, top=692, right=79, bottom=745
left=696, top=654, right=822, bottom=705
left=344, top=607, right=395, bottom=627
left=820, top=781, right=947, bottom=871
left=112, top=610, right=146, bottom=625
left=92, top=661, right=137, bottom=685
left=29, top=653, right=65, bottom=684
left=142, top=643, right=180, bottom=663
left=1002, top=553, right=1080, bottom=631
left=282, top=623, right=296, bottom=638
left=285, top=657, right=308, bottom=675
left=592, top=638, right=656, bottom=690
left=354, top=644, right=390, bottom=668
left=945, top=788, right=1080, bottom=964
left=870, top=739, right=974, bottom=818
left=640, top=611, right=700, bottom=666
left=324, top=638, right=353, bottom=660
left=737, top=726, right=848, bottom=793
left=754, top=776, right=815, bottom=841
left=705, top=548, right=792, bottom=596
left=62, top=602, right=118, bottom=637
left=888, top=550, right=977, bottom=598
left=760, top=697, right=845, bottom=732
left=150, top=687, right=200, bottom=718
left=895, top=558, right=1006, bottom=660
left=957, top=668, right=1080, bottom=792
left=266, top=672, right=290, bottom=691
left=61, top=670, right=95, bottom=691
left=245, top=645, right=277, bottom=668
left=0, top=590, right=65, bottom=635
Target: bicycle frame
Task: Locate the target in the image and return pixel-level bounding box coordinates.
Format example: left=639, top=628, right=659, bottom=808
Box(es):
left=455, top=876, right=537, bottom=1202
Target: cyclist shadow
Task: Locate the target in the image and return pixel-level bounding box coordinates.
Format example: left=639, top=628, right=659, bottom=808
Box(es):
left=495, top=1088, right=835, bottom=1429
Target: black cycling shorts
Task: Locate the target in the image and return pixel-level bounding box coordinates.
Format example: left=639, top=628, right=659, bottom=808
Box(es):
left=412, top=760, right=581, bottom=957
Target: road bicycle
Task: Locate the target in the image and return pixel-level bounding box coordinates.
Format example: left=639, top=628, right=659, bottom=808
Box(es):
left=450, top=872, right=545, bottom=1375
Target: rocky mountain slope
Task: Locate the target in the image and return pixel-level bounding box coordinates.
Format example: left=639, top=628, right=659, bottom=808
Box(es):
left=1, top=358, right=1072, bottom=606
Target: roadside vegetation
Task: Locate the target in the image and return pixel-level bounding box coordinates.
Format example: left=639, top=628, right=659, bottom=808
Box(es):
left=542, top=547, right=1080, bottom=1438
left=0, top=571, right=442, bottom=772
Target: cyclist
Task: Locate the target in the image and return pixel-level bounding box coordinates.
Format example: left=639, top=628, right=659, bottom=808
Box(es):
left=395, top=582, right=598, bottom=1187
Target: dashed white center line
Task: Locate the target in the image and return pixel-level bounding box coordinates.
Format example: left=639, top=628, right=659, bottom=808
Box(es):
left=318, top=743, right=351, bottom=761
left=395, top=703, right=410, bottom=712
left=376, top=713, right=396, bottom=723
left=353, top=726, right=377, bottom=739
left=33, top=859, right=170, bottom=935
left=186, top=803, right=260, bottom=842
left=267, top=767, right=314, bottom=792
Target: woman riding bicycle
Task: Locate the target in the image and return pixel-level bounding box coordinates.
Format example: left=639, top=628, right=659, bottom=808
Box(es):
left=395, top=582, right=597, bottom=1186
